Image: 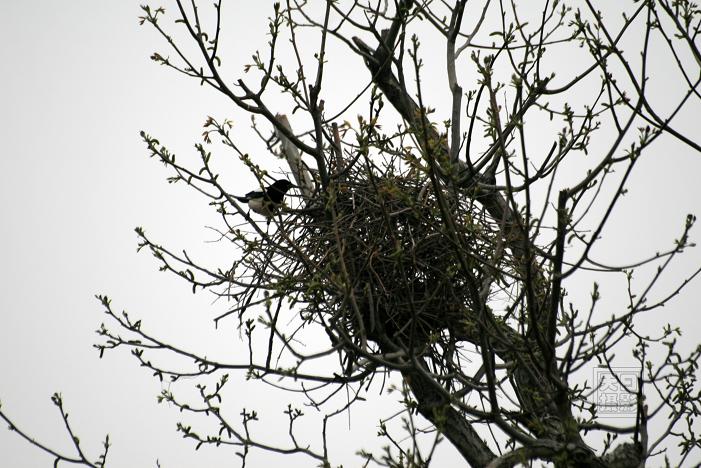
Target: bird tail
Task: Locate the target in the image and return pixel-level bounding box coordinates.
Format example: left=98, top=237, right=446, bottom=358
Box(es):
left=233, top=195, right=248, bottom=202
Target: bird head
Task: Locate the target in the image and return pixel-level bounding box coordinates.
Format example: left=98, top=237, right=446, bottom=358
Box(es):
left=271, top=179, right=294, bottom=193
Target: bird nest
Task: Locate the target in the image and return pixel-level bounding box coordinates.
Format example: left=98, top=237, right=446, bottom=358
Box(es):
left=284, top=164, right=507, bottom=350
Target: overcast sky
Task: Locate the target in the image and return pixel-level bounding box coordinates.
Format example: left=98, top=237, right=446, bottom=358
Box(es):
left=0, top=2, right=400, bottom=467
left=1, top=1, right=700, bottom=467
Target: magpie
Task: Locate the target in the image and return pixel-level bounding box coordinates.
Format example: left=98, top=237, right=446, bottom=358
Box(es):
left=234, top=179, right=294, bottom=219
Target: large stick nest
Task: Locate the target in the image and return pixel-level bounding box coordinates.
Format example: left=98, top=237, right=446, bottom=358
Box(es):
left=242, top=160, right=513, bottom=354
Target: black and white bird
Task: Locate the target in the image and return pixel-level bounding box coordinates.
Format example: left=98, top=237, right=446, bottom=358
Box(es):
left=234, top=179, right=295, bottom=219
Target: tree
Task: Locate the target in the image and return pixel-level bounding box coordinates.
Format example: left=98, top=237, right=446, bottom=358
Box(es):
left=2, top=1, right=700, bottom=467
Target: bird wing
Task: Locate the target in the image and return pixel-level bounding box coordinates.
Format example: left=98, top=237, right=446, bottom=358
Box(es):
left=245, top=190, right=266, bottom=199
left=235, top=190, right=265, bottom=202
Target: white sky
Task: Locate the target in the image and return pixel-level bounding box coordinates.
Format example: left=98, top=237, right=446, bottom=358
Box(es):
left=1, top=1, right=700, bottom=467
